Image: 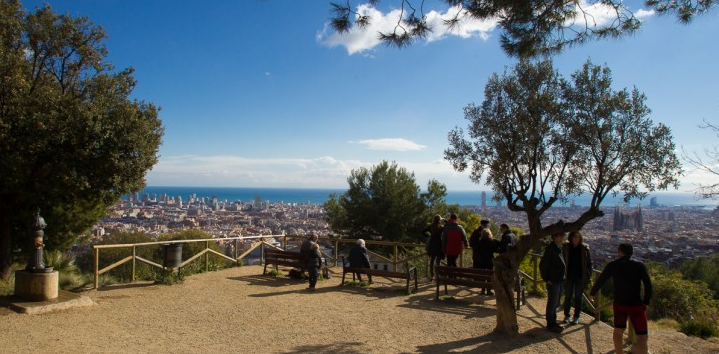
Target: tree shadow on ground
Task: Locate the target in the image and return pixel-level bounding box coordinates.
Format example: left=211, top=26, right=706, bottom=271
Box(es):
left=398, top=295, right=496, bottom=320
left=228, top=274, right=306, bottom=289
left=97, top=282, right=157, bottom=291
left=417, top=297, right=611, bottom=354
left=281, top=341, right=367, bottom=354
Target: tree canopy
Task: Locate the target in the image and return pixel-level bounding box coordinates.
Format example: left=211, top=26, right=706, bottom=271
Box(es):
left=327, top=0, right=715, bottom=57
left=0, top=1, right=164, bottom=279
left=324, top=161, right=448, bottom=242
left=444, top=59, right=681, bottom=333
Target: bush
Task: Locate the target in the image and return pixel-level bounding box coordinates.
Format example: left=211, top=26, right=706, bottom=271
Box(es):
left=646, top=262, right=716, bottom=322
left=680, top=318, right=719, bottom=339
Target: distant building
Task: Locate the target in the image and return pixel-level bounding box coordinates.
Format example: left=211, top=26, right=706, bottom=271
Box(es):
left=481, top=191, right=487, bottom=208
left=613, top=206, right=644, bottom=232
left=650, top=197, right=658, bottom=208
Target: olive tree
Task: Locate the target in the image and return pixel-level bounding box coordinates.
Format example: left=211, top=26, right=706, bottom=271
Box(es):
left=0, top=1, right=163, bottom=279
left=445, top=59, right=681, bottom=334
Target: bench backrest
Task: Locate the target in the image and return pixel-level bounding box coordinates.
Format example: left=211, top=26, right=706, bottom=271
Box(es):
left=435, top=266, right=493, bottom=282
left=265, top=248, right=305, bottom=261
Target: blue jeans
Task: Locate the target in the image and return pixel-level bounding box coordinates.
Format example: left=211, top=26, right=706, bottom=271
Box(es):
left=546, top=281, right=564, bottom=326
left=564, top=278, right=584, bottom=317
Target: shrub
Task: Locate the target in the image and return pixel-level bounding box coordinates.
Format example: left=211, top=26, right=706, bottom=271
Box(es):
left=646, top=262, right=716, bottom=322
left=680, top=318, right=719, bottom=339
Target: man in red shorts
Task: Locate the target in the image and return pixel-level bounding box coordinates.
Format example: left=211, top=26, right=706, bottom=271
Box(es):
left=590, top=243, right=653, bottom=354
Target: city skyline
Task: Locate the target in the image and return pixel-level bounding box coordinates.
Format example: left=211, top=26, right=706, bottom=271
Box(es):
left=22, top=0, right=719, bottom=191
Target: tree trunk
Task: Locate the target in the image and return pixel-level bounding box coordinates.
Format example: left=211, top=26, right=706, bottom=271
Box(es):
left=493, top=248, right=520, bottom=334
left=0, top=211, right=11, bottom=280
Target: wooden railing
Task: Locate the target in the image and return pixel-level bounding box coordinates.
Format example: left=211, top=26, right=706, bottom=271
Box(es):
left=92, top=234, right=429, bottom=289
left=522, top=253, right=613, bottom=323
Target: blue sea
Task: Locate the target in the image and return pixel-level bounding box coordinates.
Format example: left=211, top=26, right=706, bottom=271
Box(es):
left=137, top=186, right=718, bottom=208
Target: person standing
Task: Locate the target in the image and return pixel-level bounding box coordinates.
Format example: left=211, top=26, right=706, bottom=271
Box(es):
left=305, top=243, right=323, bottom=291
left=476, top=229, right=500, bottom=295
left=299, top=234, right=319, bottom=272
left=590, top=243, right=652, bottom=354
left=423, top=215, right=444, bottom=281
left=470, top=219, right=491, bottom=268
left=562, top=231, right=593, bottom=325
left=349, top=239, right=373, bottom=283
left=498, top=224, right=517, bottom=254
left=540, top=232, right=567, bottom=333
left=441, top=214, right=468, bottom=267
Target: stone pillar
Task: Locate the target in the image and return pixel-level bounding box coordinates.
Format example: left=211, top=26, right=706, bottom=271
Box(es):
left=14, top=270, right=59, bottom=301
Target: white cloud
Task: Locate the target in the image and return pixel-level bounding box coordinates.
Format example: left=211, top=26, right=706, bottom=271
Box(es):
left=567, top=1, right=655, bottom=28
left=351, top=138, right=427, bottom=151
left=146, top=154, right=472, bottom=189
left=317, top=4, right=497, bottom=55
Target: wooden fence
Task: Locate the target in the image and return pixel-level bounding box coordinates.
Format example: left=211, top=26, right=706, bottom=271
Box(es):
left=92, top=235, right=617, bottom=326
left=92, top=234, right=429, bottom=289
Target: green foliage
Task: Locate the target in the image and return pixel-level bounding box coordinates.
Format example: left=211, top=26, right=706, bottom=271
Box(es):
left=44, top=250, right=91, bottom=290
left=76, top=231, right=157, bottom=282
left=157, top=230, right=229, bottom=274
left=680, top=318, right=719, bottom=339
left=681, top=254, right=719, bottom=299
left=265, top=269, right=282, bottom=277
left=325, top=161, right=448, bottom=243
left=646, top=262, right=717, bottom=322
left=343, top=280, right=370, bottom=287
left=0, top=1, right=163, bottom=279
left=154, top=269, right=184, bottom=285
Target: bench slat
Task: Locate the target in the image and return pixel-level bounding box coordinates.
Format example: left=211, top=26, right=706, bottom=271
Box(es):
left=344, top=267, right=407, bottom=279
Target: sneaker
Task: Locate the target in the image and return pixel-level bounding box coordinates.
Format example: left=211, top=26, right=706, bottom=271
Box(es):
left=561, top=315, right=571, bottom=324
left=487, top=290, right=494, bottom=296
left=571, top=316, right=580, bottom=325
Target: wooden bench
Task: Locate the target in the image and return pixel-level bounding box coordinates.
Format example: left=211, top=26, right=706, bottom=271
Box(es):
left=340, top=256, right=418, bottom=293
left=263, top=248, right=328, bottom=278
left=435, top=266, right=525, bottom=309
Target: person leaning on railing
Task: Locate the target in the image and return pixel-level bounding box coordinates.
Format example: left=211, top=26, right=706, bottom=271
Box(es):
left=590, top=243, right=653, bottom=354
left=441, top=213, right=468, bottom=268
left=562, top=231, right=593, bottom=325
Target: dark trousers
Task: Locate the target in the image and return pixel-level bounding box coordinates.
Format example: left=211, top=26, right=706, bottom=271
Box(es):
left=355, top=272, right=372, bottom=283
left=546, top=281, right=564, bottom=326
left=308, top=270, right=318, bottom=289
left=429, top=255, right=442, bottom=277
left=563, top=278, right=584, bottom=317
left=446, top=255, right=459, bottom=267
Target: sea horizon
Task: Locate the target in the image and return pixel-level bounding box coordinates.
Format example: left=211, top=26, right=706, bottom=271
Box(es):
left=136, top=185, right=719, bottom=208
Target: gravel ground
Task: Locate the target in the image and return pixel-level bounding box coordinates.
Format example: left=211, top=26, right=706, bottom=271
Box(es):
left=1, top=265, right=717, bottom=354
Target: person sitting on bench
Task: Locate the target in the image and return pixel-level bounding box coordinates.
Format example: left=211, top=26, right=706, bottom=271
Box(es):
left=349, top=239, right=372, bottom=283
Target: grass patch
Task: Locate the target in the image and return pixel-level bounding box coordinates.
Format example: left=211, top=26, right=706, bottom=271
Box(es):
left=438, top=295, right=456, bottom=301
left=154, top=269, right=184, bottom=285
left=265, top=269, right=282, bottom=277
left=654, top=318, right=680, bottom=330
left=680, top=318, right=719, bottom=339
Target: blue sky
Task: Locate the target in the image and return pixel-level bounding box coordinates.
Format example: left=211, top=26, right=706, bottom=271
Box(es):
left=23, top=1, right=719, bottom=191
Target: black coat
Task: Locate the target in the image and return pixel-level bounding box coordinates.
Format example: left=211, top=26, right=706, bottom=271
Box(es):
left=424, top=224, right=444, bottom=257
left=475, top=237, right=500, bottom=269
left=498, top=231, right=517, bottom=254
left=349, top=244, right=371, bottom=268
left=539, top=242, right=566, bottom=283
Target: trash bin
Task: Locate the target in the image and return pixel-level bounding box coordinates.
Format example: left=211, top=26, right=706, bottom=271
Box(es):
left=163, top=243, right=183, bottom=268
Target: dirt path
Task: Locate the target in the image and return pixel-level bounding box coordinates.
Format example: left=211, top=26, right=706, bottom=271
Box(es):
left=1, top=265, right=717, bottom=354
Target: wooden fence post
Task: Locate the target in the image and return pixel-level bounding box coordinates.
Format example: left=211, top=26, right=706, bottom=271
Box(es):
left=233, top=239, right=238, bottom=261
left=205, top=240, right=210, bottom=272
left=131, top=245, right=136, bottom=283
left=283, top=234, right=288, bottom=251
left=595, top=291, right=602, bottom=322
left=533, top=255, right=539, bottom=290
left=93, top=247, right=99, bottom=289
left=333, top=240, right=339, bottom=267
left=393, top=245, right=398, bottom=271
